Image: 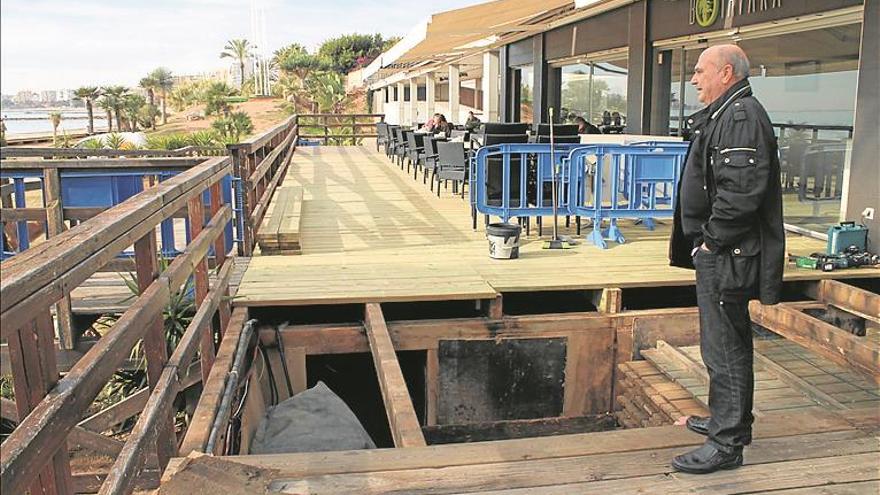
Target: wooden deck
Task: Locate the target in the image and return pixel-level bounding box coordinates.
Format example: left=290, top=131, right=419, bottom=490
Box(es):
left=162, top=406, right=880, bottom=494
left=236, top=145, right=880, bottom=307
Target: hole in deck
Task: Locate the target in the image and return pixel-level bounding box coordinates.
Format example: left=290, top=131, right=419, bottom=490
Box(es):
left=381, top=300, right=484, bottom=321
left=502, top=291, right=598, bottom=315
left=305, top=351, right=426, bottom=448
left=621, top=286, right=696, bottom=310
left=249, top=304, right=365, bottom=325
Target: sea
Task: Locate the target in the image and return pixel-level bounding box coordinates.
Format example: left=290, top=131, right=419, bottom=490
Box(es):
left=1, top=108, right=109, bottom=136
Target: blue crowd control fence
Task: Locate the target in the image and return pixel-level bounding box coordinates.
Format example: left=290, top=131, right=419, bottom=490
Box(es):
left=470, top=143, right=584, bottom=224
left=567, top=142, right=689, bottom=248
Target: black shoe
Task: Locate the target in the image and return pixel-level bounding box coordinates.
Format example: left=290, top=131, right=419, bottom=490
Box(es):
left=686, top=415, right=710, bottom=436
left=672, top=442, right=743, bottom=474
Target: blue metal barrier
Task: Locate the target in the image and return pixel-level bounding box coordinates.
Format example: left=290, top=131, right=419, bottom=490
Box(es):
left=471, top=143, right=582, bottom=223
left=567, top=143, right=688, bottom=248
left=1, top=169, right=233, bottom=260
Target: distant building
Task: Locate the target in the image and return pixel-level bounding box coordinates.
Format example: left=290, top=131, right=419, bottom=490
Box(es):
left=173, top=69, right=230, bottom=85
left=40, top=90, right=58, bottom=103
left=228, top=57, right=254, bottom=89
left=13, top=90, right=38, bottom=105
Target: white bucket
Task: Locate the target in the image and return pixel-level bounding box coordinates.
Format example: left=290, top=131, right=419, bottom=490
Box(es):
left=486, top=222, right=522, bottom=259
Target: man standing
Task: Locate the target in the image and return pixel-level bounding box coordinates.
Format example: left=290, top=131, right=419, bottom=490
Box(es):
left=669, top=44, right=784, bottom=473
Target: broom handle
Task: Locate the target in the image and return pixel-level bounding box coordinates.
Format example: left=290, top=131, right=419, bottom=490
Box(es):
left=549, top=108, right=559, bottom=241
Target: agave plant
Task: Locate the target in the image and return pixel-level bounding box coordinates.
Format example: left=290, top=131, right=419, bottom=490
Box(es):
left=187, top=130, right=222, bottom=148
left=104, top=132, right=127, bottom=150
left=80, top=137, right=105, bottom=150
left=212, top=111, right=254, bottom=143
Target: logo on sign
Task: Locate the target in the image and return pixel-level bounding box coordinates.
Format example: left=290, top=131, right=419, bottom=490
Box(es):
left=692, top=0, right=721, bottom=27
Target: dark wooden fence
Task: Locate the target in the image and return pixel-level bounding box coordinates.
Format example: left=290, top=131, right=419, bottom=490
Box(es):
left=296, top=113, right=384, bottom=144
left=0, top=155, right=240, bottom=495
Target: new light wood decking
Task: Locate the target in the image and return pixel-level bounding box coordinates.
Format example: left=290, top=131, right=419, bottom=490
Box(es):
left=236, top=145, right=880, bottom=307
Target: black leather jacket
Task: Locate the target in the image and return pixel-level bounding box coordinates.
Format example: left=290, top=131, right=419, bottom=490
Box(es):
left=669, top=78, right=785, bottom=305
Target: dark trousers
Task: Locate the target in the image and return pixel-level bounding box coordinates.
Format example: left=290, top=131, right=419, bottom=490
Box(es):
left=694, top=249, right=755, bottom=453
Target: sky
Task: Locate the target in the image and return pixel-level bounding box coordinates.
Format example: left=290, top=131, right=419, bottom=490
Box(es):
left=0, top=0, right=483, bottom=94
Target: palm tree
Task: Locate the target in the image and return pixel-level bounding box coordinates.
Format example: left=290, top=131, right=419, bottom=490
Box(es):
left=48, top=111, right=62, bottom=144
left=122, top=94, right=146, bottom=131
left=150, top=68, right=174, bottom=125
left=221, top=39, right=251, bottom=90
left=102, top=86, right=129, bottom=131
left=73, top=86, right=101, bottom=134
left=139, top=75, right=158, bottom=128
left=98, top=97, right=114, bottom=132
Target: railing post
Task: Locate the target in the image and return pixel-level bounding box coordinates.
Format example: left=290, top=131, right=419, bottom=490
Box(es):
left=6, top=311, right=74, bottom=495
left=229, top=146, right=252, bottom=256
left=43, top=168, right=76, bottom=350
left=210, top=181, right=232, bottom=335
left=133, top=230, right=177, bottom=468
left=187, top=195, right=214, bottom=383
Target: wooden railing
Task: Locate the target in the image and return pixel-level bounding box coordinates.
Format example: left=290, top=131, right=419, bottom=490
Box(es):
left=296, top=113, right=385, bottom=144
left=227, top=115, right=298, bottom=256
left=0, top=155, right=241, bottom=495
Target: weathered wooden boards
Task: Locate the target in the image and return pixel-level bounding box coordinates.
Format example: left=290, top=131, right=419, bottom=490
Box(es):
left=164, top=407, right=880, bottom=495
left=615, top=360, right=708, bottom=428
left=751, top=300, right=880, bottom=383
left=256, top=186, right=303, bottom=254
left=364, top=303, right=426, bottom=448
left=638, top=339, right=880, bottom=417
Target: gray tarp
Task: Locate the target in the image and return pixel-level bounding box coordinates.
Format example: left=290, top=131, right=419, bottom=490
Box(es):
left=249, top=381, right=376, bottom=454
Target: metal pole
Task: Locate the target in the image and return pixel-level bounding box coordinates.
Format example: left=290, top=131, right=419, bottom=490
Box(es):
left=205, top=319, right=258, bottom=454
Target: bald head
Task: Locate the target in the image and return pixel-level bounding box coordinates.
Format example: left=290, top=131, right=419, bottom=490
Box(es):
left=691, top=44, right=751, bottom=105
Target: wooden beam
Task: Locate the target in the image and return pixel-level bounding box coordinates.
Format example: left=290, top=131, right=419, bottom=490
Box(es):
left=0, top=157, right=203, bottom=170
left=43, top=168, right=77, bottom=351
left=267, top=309, right=701, bottom=356
left=592, top=288, right=622, bottom=314
left=363, top=303, right=426, bottom=448
left=488, top=294, right=503, bottom=319
left=807, top=279, right=880, bottom=324
left=751, top=301, right=880, bottom=383
left=425, top=348, right=439, bottom=426
left=1, top=398, right=124, bottom=458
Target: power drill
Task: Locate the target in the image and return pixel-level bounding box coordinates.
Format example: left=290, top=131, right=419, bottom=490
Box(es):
left=788, top=245, right=880, bottom=272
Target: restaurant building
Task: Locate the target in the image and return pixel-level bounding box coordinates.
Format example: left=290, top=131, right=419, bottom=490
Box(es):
left=360, top=0, right=878, bottom=243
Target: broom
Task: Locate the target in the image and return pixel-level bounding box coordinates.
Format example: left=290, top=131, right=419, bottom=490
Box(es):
left=543, top=107, right=573, bottom=250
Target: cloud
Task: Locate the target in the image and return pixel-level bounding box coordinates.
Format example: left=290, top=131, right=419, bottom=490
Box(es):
left=0, top=0, right=482, bottom=94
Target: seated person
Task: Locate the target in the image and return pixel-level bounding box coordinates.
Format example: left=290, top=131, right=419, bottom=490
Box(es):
left=432, top=114, right=454, bottom=137
left=421, top=113, right=440, bottom=133
left=574, top=116, right=601, bottom=135
left=465, top=111, right=481, bottom=131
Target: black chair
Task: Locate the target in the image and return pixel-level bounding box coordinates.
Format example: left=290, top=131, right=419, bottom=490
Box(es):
left=477, top=123, right=530, bottom=207
left=393, top=128, right=409, bottom=168
left=423, top=136, right=441, bottom=188
left=436, top=141, right=469, bottom=198
left=405, top=131, right=426, bottom=177
left=376, top=122, right=389, bottom=153
left=533, top=124, right=580, bottom=144
left=450, top=129, right=469, bottom=141
left=384, top=124, right=399, bottom=157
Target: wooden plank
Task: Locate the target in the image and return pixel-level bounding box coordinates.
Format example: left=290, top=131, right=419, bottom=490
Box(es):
left=187, top=195, right=214, bottom=383
left=363, top=303, right=426, bottom=448
left=0, top=157, right=203, bottom=170
left=809, top=279, right=880, bottom=324
left=179, top=307, right=249, bottom=455
left=423, top=415, right=617, bottom=444
left=592, top=288, right=622, bottom=314
left=268, top=310, right=699, bottom=355
left=751, top=301, right=880, bottom=383
left=222, top=406, right=858, bottom=478
left=43, top=167, right=78, bottom=351
left=562, top=328, right=615, bottom=416
left=0, top=207, right=47, bottom=222
left=461, top=451, right=880, bottom=495
left=285, top=346, right=307, bottom=395
left=266, top=431, right=879, bottom=494
left=425, top=348, right=439, bottom=426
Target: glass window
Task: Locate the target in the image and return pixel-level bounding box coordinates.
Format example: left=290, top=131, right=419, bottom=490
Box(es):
left=668, top=22, right=861, bottom=234
left=519, top=65, right=534, bottom=123
left=560, top=60, right=628, bottom=128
